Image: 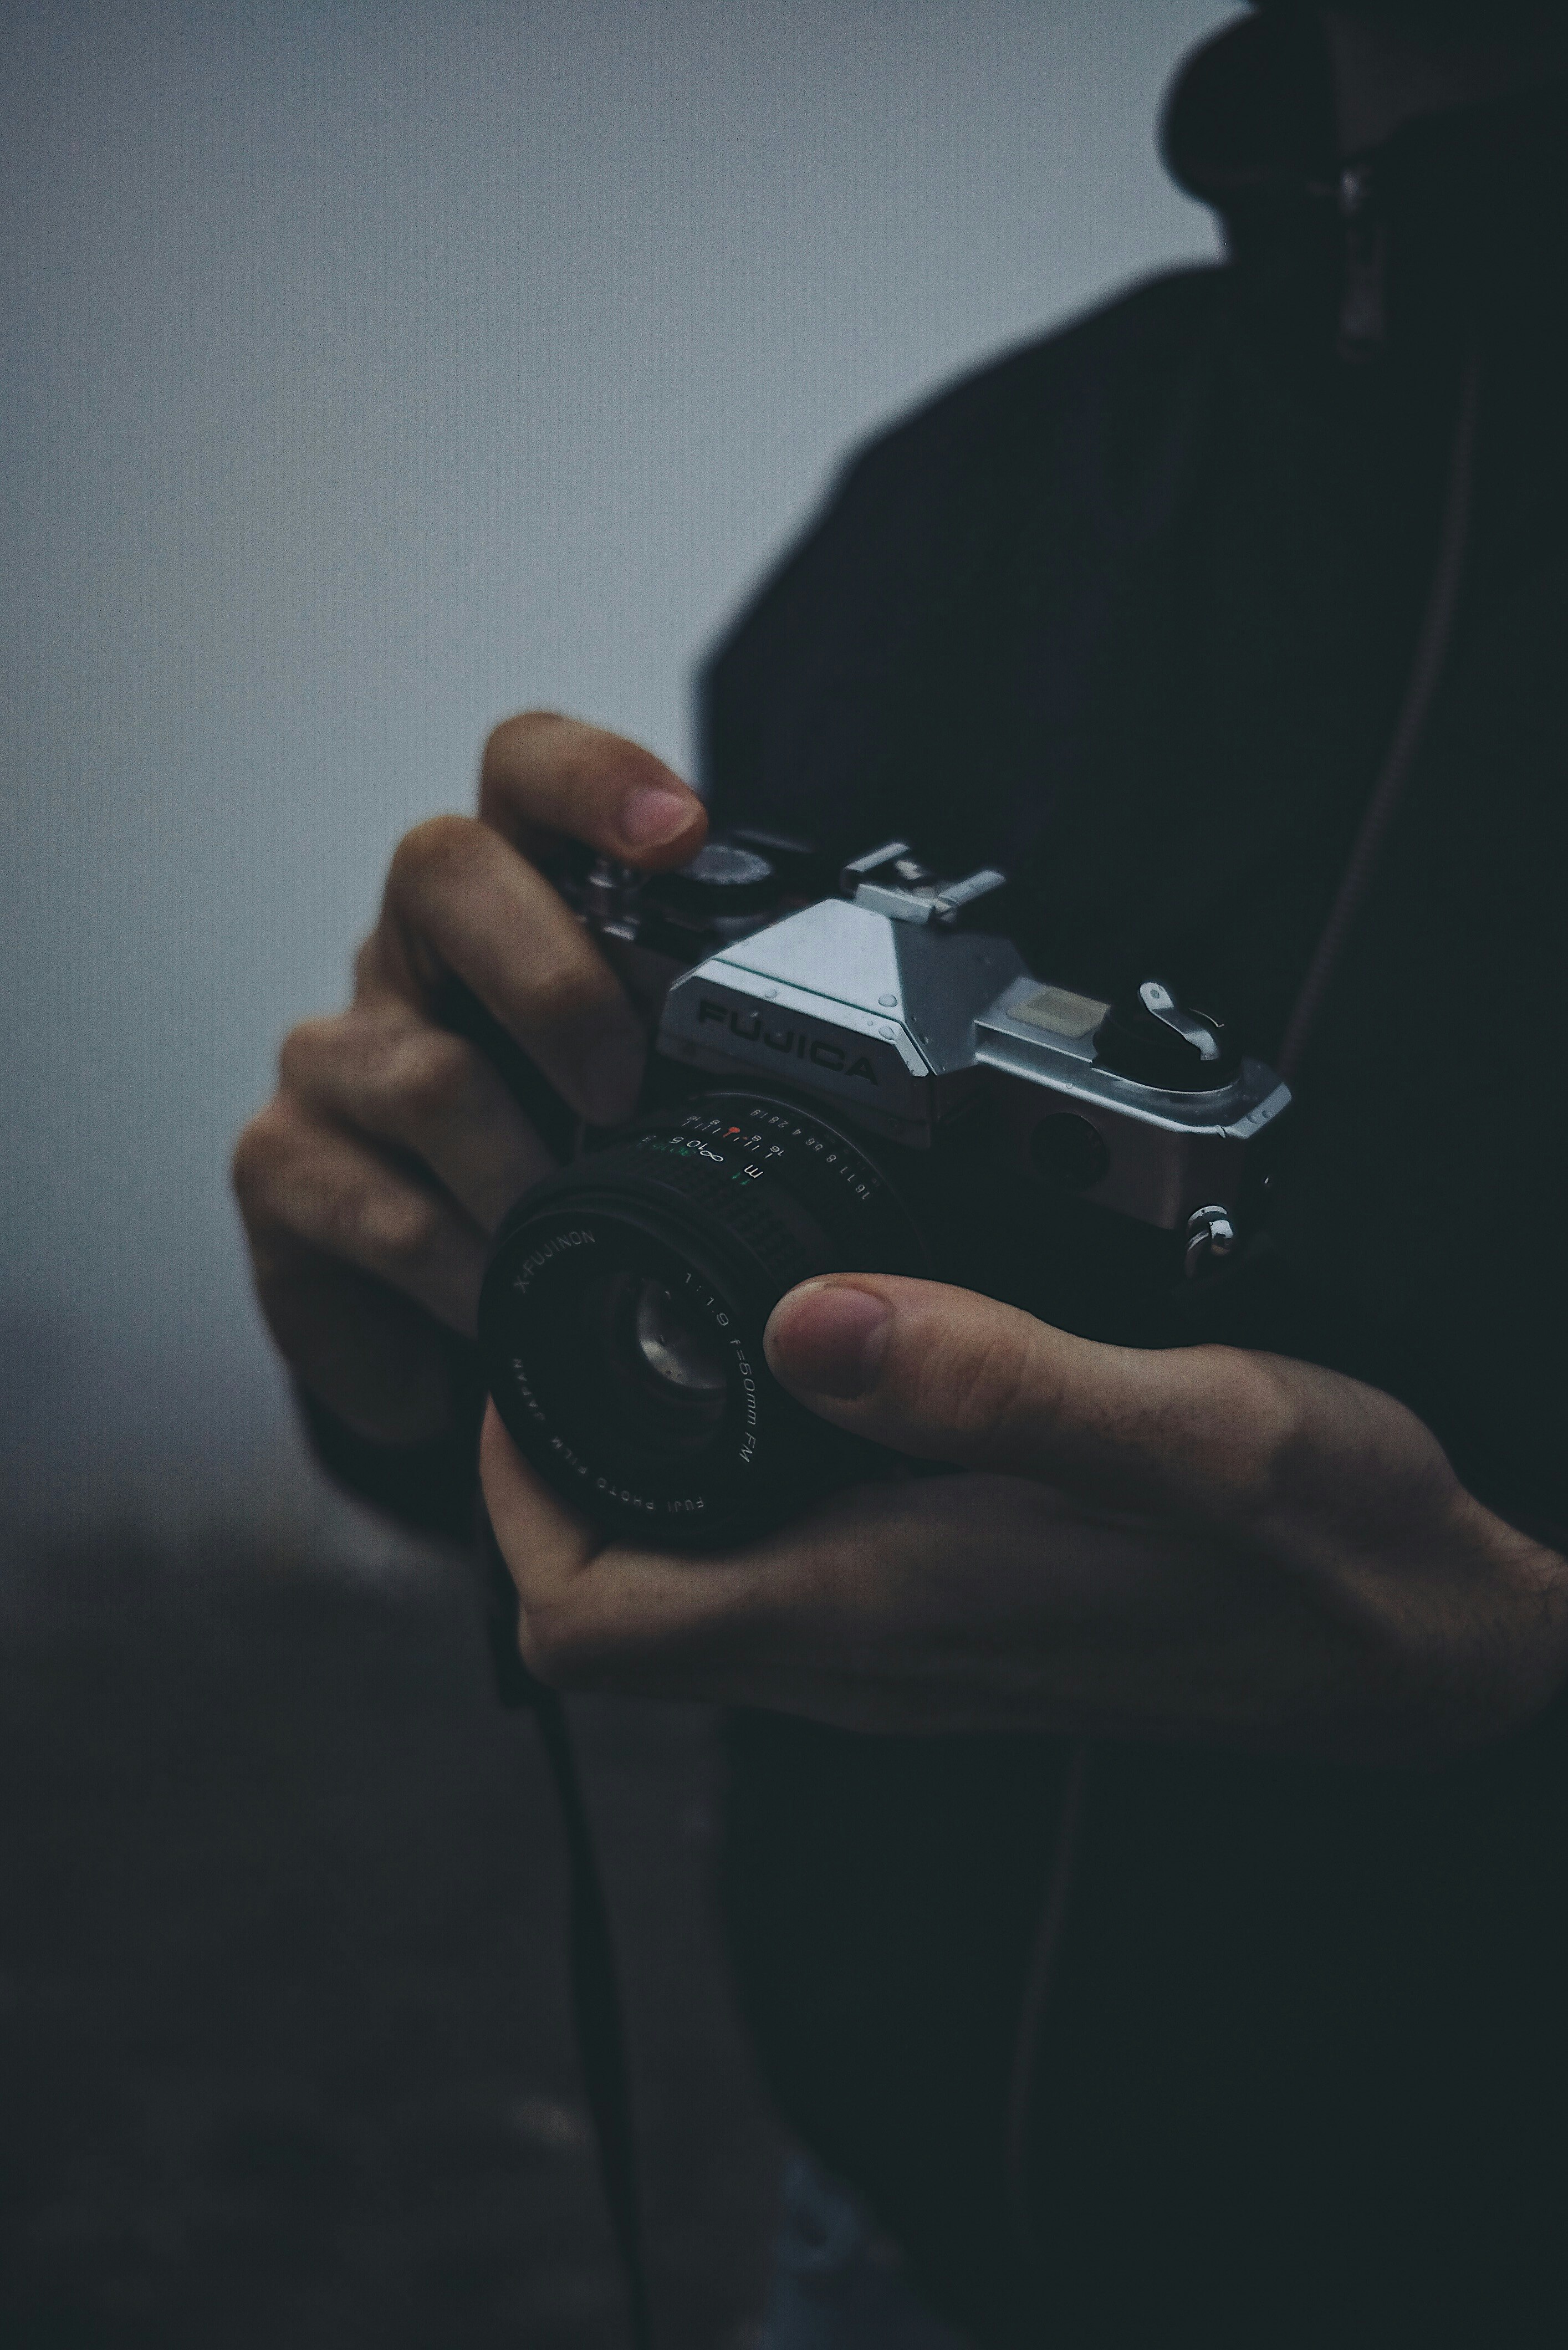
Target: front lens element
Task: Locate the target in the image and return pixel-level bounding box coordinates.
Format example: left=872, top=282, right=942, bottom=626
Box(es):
left=586, top=1269, right=729, bottom=1455
left=630, top=1278, right=728, bottom=1400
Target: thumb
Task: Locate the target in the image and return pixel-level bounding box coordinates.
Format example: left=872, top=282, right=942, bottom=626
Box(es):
left=763, top=1274, right=1293, bottom=1524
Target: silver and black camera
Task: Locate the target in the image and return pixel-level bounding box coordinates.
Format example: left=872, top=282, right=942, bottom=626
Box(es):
left=477, top=837, right=1291, bottom=1546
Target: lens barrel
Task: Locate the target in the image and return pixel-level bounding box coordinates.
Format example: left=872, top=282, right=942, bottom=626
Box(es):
left=478, top=1093, right=925, bottom=1546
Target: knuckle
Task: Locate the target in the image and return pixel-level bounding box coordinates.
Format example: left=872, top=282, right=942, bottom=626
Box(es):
left=382, top=1027, right=479, bottom=1129
left=517, top=1600, right=597, bottom=1690
left=482, top=708, right=562, bottom=770
left=918, top=1319, right=1039, bottom=1453
left=389, top=812, right=481, bottom=894
left=229, top=1102, right=297, bottom=1215
left=276, top=1014, right=340, bottom=1092
left=524, top=953, right=618, bottom=1036
left=1204, top=1349, right=1311, bottom=1519
left=478, top=711, right=566, bottom=825
left=340, top=1180, right=443, bottom=1272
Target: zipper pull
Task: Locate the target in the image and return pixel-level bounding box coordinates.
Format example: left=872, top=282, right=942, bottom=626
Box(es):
left=1337, top=161, right=1387, bottom=362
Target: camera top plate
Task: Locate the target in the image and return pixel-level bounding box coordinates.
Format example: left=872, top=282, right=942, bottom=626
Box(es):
left=658, top=895, right=1029, bottom=1147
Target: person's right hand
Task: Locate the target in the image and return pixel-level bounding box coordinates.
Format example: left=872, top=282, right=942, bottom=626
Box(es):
left=231, top=711, right=706, bottom=1447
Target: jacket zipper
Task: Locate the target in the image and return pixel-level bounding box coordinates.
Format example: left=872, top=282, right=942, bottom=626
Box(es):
left=1337, top=159, right=1388, bottom=361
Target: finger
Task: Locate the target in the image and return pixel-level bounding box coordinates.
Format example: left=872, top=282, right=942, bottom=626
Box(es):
left=279, top=1005, right=555, bottom=1234
left=479, top=1404, right=796, bottom=1693
left=373, top=814, right=647, bottom=1125
left=477, top=709, right=706, bottom=869
left=762, top=1274, right=1301, bottom=1526
left=480, top=1402, right=602, bottom=1590
left=233, top=1096, right=488, bottom=1335
left=479, top=1414, right=1101, bottom=1730
left=246, top=1229, right=471, bottom=1445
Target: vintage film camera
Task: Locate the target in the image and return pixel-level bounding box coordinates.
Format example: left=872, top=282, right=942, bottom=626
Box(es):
left=476, top=837, right=1291, bottom=1546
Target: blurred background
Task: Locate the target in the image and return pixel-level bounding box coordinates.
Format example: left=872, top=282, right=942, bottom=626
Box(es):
left=2, top=0, right=1231, bottom=1538
left=1, top=2, right=1233, bottom=2342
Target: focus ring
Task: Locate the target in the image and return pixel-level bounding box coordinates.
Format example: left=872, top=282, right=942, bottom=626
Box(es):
left=579, top=1136, right=823, bottom=1296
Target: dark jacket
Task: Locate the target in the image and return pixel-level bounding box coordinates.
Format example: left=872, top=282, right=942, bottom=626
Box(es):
left=311, top=14, right=1568, bottom=2344
left=699, top=14, right=1568, bottom=2347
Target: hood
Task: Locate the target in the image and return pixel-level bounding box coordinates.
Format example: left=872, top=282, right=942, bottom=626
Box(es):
left=1159, top=9, right=1568, bottom=365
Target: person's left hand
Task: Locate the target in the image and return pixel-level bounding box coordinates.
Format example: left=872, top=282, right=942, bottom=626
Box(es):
left=480, top=1273, right=1568, bottom=1760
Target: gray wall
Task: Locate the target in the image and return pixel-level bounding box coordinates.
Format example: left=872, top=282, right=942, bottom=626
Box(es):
left=2, top=0, right=1233, bottom=1533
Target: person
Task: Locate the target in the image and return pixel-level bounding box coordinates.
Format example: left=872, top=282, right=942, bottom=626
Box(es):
left=233, top=4, right=1568, bottom=2342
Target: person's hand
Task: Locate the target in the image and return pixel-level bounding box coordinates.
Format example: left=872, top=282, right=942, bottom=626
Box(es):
left=232, top=713, right=705, bottom=1443
left=480, top=1273, right=1568, bottom=1759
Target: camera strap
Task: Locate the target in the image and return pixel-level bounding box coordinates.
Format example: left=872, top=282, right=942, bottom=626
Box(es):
left=481, top=1510, right=655, bottom=2350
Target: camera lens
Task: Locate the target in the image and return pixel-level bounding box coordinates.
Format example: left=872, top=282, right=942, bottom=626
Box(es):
left=478, top=1093, right=926, bottom=1546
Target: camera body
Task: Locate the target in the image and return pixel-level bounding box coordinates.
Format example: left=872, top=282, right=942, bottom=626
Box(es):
left=477, top=837, right=1291, bottom=1547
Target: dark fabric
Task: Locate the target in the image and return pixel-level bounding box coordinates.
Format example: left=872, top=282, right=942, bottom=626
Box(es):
left=699, top=18, right=1568, bottom=2348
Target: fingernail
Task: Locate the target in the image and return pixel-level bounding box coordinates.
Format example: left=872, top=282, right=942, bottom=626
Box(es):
left=579, top=1031, right=645, bottom=1125
left=619, top=785, right=693, bottom=849
left=769, top=1284, right=891, bottom=1399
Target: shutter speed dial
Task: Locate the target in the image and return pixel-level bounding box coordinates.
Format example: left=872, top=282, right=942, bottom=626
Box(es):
left=658, top=842, right=778, bottom=921
left=1092, top=978, right=1240, bottom=1092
